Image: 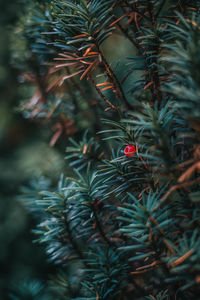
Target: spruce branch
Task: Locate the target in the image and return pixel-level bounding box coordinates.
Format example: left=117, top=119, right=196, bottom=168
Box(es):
left=62, top=195, right=86, bottom=262
left=89, top=76, right=117, bottom=110
left=155, top=0, right=167, bottom=19
left=15, top=1, right=200, bottom=298
left=92, top=205, right=114, bottom=247
left=97, top=47, right=134, bottom=110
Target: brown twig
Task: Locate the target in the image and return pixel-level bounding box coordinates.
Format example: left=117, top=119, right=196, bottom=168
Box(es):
left=98, top=47, right=133, bottom=110
left=153, top=177, right=200, bottom=212
left=155, top=0, right=167, bottom=19
left=89, top=76, right=116, bottom=110
left=169, top=249, right=194, bottom=268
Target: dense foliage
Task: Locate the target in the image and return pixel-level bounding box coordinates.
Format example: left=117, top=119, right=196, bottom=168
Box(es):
left=12, top=0, right=200, bottom=299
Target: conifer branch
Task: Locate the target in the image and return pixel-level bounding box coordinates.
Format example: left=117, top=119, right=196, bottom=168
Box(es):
left=97, top=47, right=133, bottom=110
left=89, top=76, right=117, bottom=110
left=155, top=0, right=167, bottom=19
left=15, top=1, right=200, bottom=298
left=93, top=208, right=114, bottom=247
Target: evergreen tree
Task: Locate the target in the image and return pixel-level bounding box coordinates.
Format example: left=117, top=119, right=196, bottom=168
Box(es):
left=12, top=0, right=200, bottom=299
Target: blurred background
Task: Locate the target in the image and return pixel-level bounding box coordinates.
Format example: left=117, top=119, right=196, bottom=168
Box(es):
left=0, top=1, right=62, bottom=298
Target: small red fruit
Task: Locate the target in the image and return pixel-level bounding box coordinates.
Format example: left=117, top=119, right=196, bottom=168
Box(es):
left=124, top=145, right=136, bottom=157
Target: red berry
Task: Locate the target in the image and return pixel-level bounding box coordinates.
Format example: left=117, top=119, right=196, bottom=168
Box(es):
left=124, top=145, right=136, bottom=157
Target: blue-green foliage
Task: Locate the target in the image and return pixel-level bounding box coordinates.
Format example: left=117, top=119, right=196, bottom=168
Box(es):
left=16, top=0, right=200, bottom=299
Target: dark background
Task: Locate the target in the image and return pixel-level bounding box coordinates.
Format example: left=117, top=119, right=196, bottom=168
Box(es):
left=0, top=1, right=60, bottom=297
